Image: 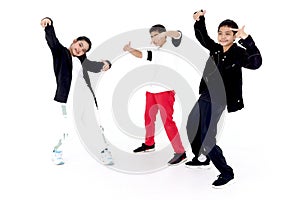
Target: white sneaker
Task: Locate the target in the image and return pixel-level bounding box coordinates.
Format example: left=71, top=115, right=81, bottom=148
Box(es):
left=52, top=150, right=64, bottom=165
left=100, top=148, right=114, bottom=165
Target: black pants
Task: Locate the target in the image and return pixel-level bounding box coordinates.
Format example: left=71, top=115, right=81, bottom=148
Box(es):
left=187, top=98, right=233, bottom=177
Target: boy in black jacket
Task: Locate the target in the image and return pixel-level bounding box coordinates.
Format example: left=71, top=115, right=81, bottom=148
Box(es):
left=41, top=17, right=113, bottom=165
left=185, top=10, right=262, bottom=188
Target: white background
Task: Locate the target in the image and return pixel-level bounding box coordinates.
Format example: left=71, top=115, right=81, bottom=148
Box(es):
left=0, top=0, right=299, bottom=199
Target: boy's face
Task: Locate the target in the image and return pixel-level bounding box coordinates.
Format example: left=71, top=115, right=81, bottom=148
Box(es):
left=150, top=31, right=166, bottom=47
left=70, top=39, right=89, bottom=57
left=218, top=26, right=236, bottom=48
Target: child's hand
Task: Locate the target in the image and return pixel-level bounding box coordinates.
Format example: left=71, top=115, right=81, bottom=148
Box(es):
left=123, top=41, right=132, bottom=52
left=193, top=10, right=206, bottom=21
left=41, top=18, right=51, bottom=28
left=230, top=26, right=248, bottom=39
left=101, top=60, right=111, bottom=71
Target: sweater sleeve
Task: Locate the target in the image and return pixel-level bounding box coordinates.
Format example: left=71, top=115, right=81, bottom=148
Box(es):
left=194, top=16, right=218, bottom=51
left=77, top=54, right=112, bottom=73
left=43, top=17, right=63, bottom=52
left=238, top=35, right=262, bottom=70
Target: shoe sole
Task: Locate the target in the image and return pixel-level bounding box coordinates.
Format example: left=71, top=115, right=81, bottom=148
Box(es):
left=168, top=158, right=187, bottom=166
left=212, top=179, right=235, bottom=189
left=134, top=149, right=155, bottom=153
left=185, top=163, right=212, bottom=169
left=52, top=159, right=64, bottom=165
left=54, top=162, right=64, bottom=165
left=102, top=161, right=114, bottom=165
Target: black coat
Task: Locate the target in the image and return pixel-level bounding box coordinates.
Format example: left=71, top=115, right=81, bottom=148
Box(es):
left=195, top=16, right=262, bottom=112
left=44, top=18, right=73, bottom=103
left=43, top=17, right=110, bottom=105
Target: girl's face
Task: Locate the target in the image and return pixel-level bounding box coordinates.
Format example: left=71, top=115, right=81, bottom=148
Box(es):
left=70, top=40, right=89, bottom=57
left=218, top=26, right=236, bottom=49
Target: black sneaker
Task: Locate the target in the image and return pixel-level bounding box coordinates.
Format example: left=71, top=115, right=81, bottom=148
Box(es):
left=168, top=152, right=187, bottom=166
left=212, top=174, right=234, bottom=189
left=185, top=157, right=211, bottom=169
left=133, top=143, right=155, bottom=153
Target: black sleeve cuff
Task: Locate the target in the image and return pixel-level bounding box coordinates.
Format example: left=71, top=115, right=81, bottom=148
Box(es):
left=238, top=35, right=255, bottom=47
left=172, top=30, right=182, bottom=47
left=147, top=51, right=152, bottom=61
left=105, top=60, right=112, bottom=68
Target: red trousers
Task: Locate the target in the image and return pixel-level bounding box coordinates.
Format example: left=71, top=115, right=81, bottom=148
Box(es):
left=144, top=91, right=185, bottom=153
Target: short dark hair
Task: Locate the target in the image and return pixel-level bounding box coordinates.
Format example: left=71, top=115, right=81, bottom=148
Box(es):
left=149, top=24, right=166, bottom=34
left=218, top=19, right=238, bottom=35
left=76, top=36, right=92, bottom=52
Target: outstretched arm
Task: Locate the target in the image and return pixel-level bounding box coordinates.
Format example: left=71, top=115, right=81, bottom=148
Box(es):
left=77, top=54, right=112, bottom=73
left=123, top=41, right=142, bottom=58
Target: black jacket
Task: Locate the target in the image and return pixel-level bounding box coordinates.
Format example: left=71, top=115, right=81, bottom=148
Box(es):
left=43, top=17, right=110, bottom=105
left=44, top=18, right=72, bottom=103
left=195, top=16, right=262, bottom=112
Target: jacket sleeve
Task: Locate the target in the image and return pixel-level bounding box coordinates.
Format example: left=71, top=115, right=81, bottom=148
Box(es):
left=238, top=35, right=262, bottom=70
left=194, top=16, right=218, bottom=51
left=43, top=17, right=63, bottom=52
left=77, top=54, right=112, bottom=73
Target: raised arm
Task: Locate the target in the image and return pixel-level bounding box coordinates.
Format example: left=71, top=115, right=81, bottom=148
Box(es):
left=41, top=17, right=62, bottom=51
left=154, top=30, right=181, bottom=39
left=152, top=30, right=182, bottom=47
left=193, top=10, right=218, bottom=51
left=232, top=26, right=262, bottom=70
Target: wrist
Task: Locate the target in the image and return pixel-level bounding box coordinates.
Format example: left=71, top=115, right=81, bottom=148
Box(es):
left=160, top=32, right=167, bottom=38
left=128, top=47, right=134, bottom=52
left=241, top=34, right=248, bottom=39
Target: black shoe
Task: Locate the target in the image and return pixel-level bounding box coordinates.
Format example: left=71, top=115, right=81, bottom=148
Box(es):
left=185, top=157, right=211, bottom=169
left=212, top=174, right=234, bottom=189
left=133, top=143, right=155, bottom=153
left=168, top=152, right=187, bottom=166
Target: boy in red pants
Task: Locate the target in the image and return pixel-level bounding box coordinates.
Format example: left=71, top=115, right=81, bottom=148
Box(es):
left=123, top=24, right=186, bottom=165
